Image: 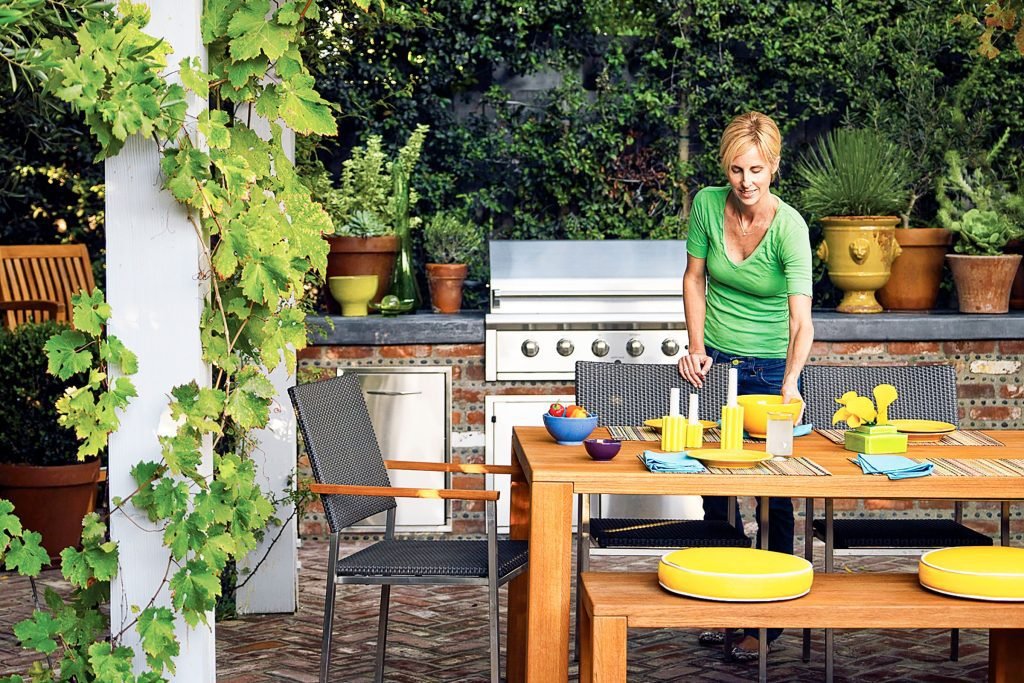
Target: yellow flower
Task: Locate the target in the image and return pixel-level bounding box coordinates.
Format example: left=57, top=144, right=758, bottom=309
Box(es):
left=831, top=392, right=878, bottom=428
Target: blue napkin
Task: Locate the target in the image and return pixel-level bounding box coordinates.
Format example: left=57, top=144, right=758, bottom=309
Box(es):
left=856, top=454, right=933, bottom=480
left=639, top=450, right=708, bottom=474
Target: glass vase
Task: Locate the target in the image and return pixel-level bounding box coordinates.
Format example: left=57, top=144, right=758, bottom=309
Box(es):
left=387, top=160, right=421, bottom=313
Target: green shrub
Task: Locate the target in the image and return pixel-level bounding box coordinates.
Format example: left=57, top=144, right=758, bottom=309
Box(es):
left=423, top=211, right=484, bottom=264
left=0, top=321, right=91, bottom=466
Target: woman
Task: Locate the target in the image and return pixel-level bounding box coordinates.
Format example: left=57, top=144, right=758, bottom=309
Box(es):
left=677, top=111, right=813, bottom=660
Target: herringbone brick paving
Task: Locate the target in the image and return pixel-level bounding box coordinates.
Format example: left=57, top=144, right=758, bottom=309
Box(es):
left=1, top=538, right=995, bottom=681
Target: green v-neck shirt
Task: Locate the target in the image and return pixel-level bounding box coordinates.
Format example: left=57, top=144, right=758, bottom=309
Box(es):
left=686, top=186, right=812, bottom=358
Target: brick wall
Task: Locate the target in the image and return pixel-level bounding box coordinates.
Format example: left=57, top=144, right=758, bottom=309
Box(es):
left=296, top=340, right=1023, bottom=542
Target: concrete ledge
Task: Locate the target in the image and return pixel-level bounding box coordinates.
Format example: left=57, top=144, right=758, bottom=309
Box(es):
left=307, top=310, right=1024, bottom=345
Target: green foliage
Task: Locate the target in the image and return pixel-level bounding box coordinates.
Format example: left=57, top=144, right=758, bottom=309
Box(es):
left=958, top=0, right=1024, bottom=58
left=937, top=130, right=1024, bottom=255
left=794, top=128, right=911, bottom=219
left=423, top=211, right=484, bottom=264
left=0, top=499, right=50, bottom=576
left=0, top=320, right=90, bottom=466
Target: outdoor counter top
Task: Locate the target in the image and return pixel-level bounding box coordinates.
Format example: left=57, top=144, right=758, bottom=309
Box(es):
left=307, top=310, right=1024, bottom=346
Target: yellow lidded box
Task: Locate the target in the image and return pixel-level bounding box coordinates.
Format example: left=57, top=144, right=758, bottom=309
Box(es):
left=658, top=547, right=813, bottom=602
left=919, top=546, right=1024, bottom=601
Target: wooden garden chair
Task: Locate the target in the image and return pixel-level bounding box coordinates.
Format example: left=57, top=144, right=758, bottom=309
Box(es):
left=0, top=244, right=95, bottom=329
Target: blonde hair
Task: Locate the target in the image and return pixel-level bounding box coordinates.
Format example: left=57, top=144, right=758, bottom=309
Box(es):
left=719, top=111, right=782, bottom=177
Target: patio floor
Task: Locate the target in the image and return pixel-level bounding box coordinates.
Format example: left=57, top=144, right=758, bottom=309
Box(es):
left=2, top=538, right=993, bottom=682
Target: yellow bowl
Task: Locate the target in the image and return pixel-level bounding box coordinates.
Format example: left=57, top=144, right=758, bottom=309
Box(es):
left=735, top=394, right=804, bottom=439
left=658, top=547, right=813, bottom=601
left=329, top=275, right=379, bottom=316
left=919, top=546, right=1024, bottom=601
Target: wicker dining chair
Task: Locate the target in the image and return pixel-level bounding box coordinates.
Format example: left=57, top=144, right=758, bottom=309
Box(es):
left=800, top=363, right=994, bottom=666
left=573, top=361, right=750, bottom=657
left=290, top=374, right=529, bottom=683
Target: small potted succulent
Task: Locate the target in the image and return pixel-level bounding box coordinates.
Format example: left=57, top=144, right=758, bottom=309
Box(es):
left=422, top=210, right=484, bottom=314
left=936, top=131, right=1024, bottom=313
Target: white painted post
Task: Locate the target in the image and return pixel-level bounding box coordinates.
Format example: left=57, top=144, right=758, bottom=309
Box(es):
left=233, top=107, right=298, bottom=615
left=105, top=0, right=214, bottom=679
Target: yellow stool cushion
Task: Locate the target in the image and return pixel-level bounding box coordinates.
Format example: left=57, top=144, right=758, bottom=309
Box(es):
left=658, top=547, right=813, bottom=602
left=919, top=546, right=1024, bottom=601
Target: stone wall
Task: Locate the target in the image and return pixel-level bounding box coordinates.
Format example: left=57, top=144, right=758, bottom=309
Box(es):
left=296, top=338, right=1022, bottom=542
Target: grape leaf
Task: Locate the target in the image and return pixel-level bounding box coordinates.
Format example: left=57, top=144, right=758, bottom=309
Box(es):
left=138, top=607, right=179, bottom=674
left=227, top=0, right=296, bottom=62
left=13, top=611, right=60, bottom=655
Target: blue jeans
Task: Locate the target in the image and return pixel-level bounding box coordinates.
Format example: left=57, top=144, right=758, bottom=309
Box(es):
left=702, top=346, right=795, bottom=643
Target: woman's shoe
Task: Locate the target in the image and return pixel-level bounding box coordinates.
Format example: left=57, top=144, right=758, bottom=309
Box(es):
left=730, top=637, right=775, bottom=662
left=697, top=629, right=742, bottom=646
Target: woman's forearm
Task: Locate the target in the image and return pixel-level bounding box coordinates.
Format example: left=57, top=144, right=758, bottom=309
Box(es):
left=683, top=272, right=707, bottom=353
left=783, top=296, right=814, bottom=390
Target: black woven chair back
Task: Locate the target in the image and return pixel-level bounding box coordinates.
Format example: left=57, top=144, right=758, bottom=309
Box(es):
left=575, top=361, right=731, bottom=425
left=289, top=373, right=396, bottom=531
left=802, top=364, right=958, bottom=428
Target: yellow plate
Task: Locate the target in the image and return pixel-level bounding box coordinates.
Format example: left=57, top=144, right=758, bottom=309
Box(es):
left=684, top=448, right=772, bottom=468
left=888, top=419, right=956, bottom=434
left=645, top=418, right=717, bottom=431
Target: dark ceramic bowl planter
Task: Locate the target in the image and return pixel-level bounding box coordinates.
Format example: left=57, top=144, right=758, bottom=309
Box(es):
left=324, top=235, right=400, bottom=308
left=0, top=458, right=101, bottom=562
left=425, top=263, right=468, bottom=314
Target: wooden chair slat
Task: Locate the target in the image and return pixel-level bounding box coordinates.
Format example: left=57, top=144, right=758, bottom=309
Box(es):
left=0, top=245, right=95, bottom=329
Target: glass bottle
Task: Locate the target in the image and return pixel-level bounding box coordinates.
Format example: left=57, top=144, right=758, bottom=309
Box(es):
left=387, top=160, right=421, bottom=313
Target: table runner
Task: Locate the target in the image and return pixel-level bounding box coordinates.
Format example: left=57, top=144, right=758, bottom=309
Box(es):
left=608, top=425, right=760, bottom=444
left=816, top=428, right=1003, bottom=447
left=637, top=454, right=831, bottom=476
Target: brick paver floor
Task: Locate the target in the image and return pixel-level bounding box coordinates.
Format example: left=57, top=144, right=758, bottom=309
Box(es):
left=2, top=538, right=994, bottom=682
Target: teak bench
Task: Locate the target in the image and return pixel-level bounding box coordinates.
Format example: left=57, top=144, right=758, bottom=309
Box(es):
left=579, top=571, right=1024, bottom=683
left=0, top=244, right=95, bottom=329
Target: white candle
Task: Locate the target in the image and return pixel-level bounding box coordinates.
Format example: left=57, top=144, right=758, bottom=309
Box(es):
left=727, top=368, right=738, bottom=407
left=688, top=393, right=699, bottom=424
left=669, top=388, right=680, bottom=416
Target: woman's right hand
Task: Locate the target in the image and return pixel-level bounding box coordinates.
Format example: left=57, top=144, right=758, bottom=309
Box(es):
left=678, top=352, right=713, bottom=389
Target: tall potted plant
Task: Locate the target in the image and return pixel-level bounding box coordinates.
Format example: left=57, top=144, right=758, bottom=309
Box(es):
left=422, top=210, right=484, bottom=314
left=795, top=128, right=911, bottom=313
left=0, top=321, right=98, bottom=562
left=937, top=133, right=1024, bottom=313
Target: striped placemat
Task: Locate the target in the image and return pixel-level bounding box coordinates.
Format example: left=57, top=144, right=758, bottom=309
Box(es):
left=608, top=426, right=759, bottom=444
left=925, top=457, right=1024, bottom=477
left=816, top=428, right=1003, bottom=447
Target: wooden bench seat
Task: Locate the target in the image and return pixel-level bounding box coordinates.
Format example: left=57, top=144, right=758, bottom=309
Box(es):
left=0, top=244, right=95, bottom=329
left=579, top=571, right=1024, bottom=683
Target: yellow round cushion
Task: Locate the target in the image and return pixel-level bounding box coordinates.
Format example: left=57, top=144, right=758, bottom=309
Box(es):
left=658, top=547, right=813, bottom=602
left=918, top=546, right=1024, bottom=601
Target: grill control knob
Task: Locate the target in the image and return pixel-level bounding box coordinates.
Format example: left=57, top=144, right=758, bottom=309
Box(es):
left=661, top=339, right=680, bottom=356
left=556, top=338, right=574, bottom=357
left=521, top=340, right=540, bottom=357
left=626, top=338, right=645, bottom=357
left=591, top=339, right=609, bottom=357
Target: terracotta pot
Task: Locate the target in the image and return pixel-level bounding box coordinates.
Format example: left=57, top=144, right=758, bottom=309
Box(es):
left=1007, top=240, right=1024, bottom=310
left=324, top=235, right=400, bottom=309
left=946, top=254, right=1024, bottom=314
left=877, top=228, right=952, bottom=311
left=816, top=216, right=901, bottom=313
left=0, top=458, right=100, bottom=562
left=425, top=263, right=468, bottom=314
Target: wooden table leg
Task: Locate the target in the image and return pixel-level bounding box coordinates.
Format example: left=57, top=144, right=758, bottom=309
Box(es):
left=989, top=628, right=1024, bottom=683
left=526, top=481, right=574, bottom=682
left=578, top=584, right=594, bottom=683
left=590, top=615, right=627, bottom=683
left=506, top=444, right=530, bottom=683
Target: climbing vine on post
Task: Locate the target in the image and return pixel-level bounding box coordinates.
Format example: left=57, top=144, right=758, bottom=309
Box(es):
left=1, top=0, right=374, bottom=679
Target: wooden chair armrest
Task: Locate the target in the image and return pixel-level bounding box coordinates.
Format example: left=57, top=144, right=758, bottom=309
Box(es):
left=0, top=299, right=60, bottom=315
left=383, top=460, right=516, bottom=475
left=309, top=483, right=499, bottom=501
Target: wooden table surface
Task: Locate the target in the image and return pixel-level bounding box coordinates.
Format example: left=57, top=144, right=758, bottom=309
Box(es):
left=505, top=427, right=1024, bottom=683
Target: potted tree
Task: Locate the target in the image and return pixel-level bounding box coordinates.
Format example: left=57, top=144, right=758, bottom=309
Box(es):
left=422, top=210, right=484, bottom=314
left=306, top=125, right=429, bottom=308
left=795, top=128, right=911, bottom=313
left=0, top=321, right=98, bottom=562
left=937, top=133, right=1024, bottom=313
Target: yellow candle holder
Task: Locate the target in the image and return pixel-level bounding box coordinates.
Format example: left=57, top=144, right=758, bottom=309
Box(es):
left=660, top=415, right=687, bottom=452
left=684, top=422, right=704, bottom=449
left=720, top=405, right=744, bottom=451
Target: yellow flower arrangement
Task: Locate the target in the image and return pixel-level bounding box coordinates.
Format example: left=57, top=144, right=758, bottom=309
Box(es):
left=831, top=384, right=898, bottom=428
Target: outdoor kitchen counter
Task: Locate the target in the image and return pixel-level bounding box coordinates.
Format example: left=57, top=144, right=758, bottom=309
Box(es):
left=306, top=310, right=1024, bottom=345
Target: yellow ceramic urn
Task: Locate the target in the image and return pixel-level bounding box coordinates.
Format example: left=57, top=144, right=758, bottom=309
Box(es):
left=816, top=216, right=902, bottom=313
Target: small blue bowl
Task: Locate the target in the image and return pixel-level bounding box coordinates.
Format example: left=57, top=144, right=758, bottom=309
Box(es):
left=584, top=438, right=621, bottom=461
left=542, top=413, right=599, bottom=445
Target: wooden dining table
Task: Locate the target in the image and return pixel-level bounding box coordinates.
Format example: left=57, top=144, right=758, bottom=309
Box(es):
left=504, top=426, right=1024, bottom=683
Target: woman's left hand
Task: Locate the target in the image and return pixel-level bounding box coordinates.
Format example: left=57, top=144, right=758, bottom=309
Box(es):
left=781, top=382, right=805, bottom=424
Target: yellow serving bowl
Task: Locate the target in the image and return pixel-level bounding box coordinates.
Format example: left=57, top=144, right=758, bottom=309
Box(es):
left=919, top=546, right=1024, bottom=601
left=736, top=394, right=804, bottom=439
left=329, top=275, right=379, bottom=316
left=658, top=547, right=813, bottom=601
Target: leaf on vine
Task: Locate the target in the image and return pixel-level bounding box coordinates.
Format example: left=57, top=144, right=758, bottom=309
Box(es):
left=276, top=1, right=302, bottom=25
left=3, top=533, right=48, bottom=577
left=71, top=288, right=111, bottom=336
left=169, top=560, right=221, bottom=626
left=274, top=73, right=337, bottom=136
left=227, top=126, right=272, bottom=179
left=161, top=147, right=221, bottom=216
left=225, top=367, right=275, bottom=429
left=170, top=382, right=226, bottom=434
left=159, top=434, right=204, bottom=478
left=13, top=611, right=60, bottom=655
left=201, top=530, right=236, bottom=571
left=202, top=0, right=246, bottom=42
left=199, top=109, right=232, bottom=149
left=240, top=254, right=291, bottom=307
left=138, top=607, right=179, bottom=674
left=87, top=642, right=136, bottom=680
left=146, top=477, right=191, bottom=522
left=225, top=56, right=268, bottom=89
left=212, top=151, right=256, bottom=192
left=227, top=0, right=296, bottom=62
left=100, top=336, right=139, bottom=375
left=44, top=330, right=91, bottom=380
left=179, top=56, right=211, bottom=99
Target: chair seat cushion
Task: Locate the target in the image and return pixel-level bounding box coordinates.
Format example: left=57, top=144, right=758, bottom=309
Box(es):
left=919, top=546, right=1024, bottom=601
left=591, top=518, right=750, bottom=548
left=658, top=547, right=813, bottom=601
left=335, top=540, right=528, bottom=578
left=812, top=518, right=993, bottom=549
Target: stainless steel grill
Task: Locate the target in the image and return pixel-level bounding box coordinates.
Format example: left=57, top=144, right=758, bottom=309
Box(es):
left=485, top=240, right=688, bottom=381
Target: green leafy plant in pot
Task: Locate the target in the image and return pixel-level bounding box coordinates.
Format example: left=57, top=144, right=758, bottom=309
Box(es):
left=937, top=130, right=1024, bottom=313
left=795, top=127, right=911, bottom=313
left=0, top=320, right=98, bottom=561
left=423, top=210, right=484, bottom=314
